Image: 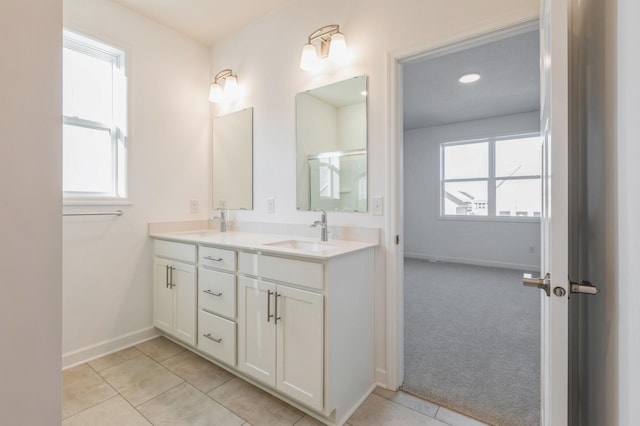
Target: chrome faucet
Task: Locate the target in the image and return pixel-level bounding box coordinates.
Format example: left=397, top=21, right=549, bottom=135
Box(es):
left=311, top=210, right=328, bottom=241
left=209, top=209, right=227, bottom=232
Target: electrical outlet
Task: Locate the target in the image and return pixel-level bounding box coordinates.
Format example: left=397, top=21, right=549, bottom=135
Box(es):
left=528, top=246, right=536, bottom=253
left=267, top=197, right=275, bottom=214
left=190, top=199, right=199, bottom=214
left=372, top=196, right=383, bottom=216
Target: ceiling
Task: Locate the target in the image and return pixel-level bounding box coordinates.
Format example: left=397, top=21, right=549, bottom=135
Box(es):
left=108, top=1, right=538, bottom=130
left=403, top=29, right=540, bottom=130
left=111, top=0, right=294, bottom=46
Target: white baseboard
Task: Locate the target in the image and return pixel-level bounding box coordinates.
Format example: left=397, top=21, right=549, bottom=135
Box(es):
left=375, top=367, right=388, bottom=388
left=62, top=327, right=160, bottom=369
left=404, top=252, right=538, bottom=272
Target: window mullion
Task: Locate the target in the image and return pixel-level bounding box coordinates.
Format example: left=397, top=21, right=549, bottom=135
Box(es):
left=488, top=139, right=496, bottom=216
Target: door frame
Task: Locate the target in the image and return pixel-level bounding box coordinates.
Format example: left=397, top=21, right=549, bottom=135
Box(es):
left=385, top=19, right=541, bottom=391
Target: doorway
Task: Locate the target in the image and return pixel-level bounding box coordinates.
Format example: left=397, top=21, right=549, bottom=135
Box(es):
left=398, top=24, right=542, bottom=425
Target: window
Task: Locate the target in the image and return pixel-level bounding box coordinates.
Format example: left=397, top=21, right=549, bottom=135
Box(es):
left=63, top=30, right=127, bottom=201
left=441, top=135, right=541, bottom=218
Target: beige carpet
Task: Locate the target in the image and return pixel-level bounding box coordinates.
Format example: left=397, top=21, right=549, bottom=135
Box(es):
left=402, top=259, right=540, bottom=426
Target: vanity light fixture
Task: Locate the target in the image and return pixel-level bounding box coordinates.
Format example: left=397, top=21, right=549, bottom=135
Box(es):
left=459, top=73, right=481, bottom=84
left=209, top=69, right=240, bottom=103
left=300, top=24, right=348, bottom=71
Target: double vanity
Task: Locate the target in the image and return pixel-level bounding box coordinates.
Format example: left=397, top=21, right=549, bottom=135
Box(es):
left=150, top=226, right=377, bottom=426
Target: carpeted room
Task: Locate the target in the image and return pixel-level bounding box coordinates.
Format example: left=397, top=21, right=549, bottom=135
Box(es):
left=401, top=28, right=542, bottom=426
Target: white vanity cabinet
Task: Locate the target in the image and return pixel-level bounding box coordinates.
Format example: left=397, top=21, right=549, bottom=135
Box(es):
left=238, top=275, right=324, bottom=410
left=153, top=240, right=197, bottom=346
left=236, top=250, right=374, bottom=422
left=151, top=232, right=376, bottom=426
left=197, top=246, right=237, bottom=366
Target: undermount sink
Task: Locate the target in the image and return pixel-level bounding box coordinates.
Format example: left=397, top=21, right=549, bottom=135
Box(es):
left=264, top=239, right=339, bottom=252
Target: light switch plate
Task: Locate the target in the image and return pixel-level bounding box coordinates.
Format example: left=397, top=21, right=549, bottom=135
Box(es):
left=267, top=197, right=275, bottom=214
left=372, top=196, right=383, bottom=216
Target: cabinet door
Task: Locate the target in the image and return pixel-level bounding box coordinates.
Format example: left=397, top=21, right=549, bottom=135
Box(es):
left=153, top=257, right=173, bottom=334
left=238, top=277, right=276, bottom=386
left=173, top=261, right=196, bottom=345
left=276, top=285, right=324, bottom=410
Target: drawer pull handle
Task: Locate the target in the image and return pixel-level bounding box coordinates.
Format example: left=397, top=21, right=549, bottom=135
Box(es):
left=267, top=289, right=274, bottom=322
left=203, top=289, right=223, bottom=297
left=203, top=256, right=223, bottom=262
left=203, top=333, right=223, bottom=343
left=274, top=292, right=282, bottom=324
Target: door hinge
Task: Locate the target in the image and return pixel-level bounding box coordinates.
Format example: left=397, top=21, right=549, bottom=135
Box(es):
left=395, top=235, right=400, bottom=245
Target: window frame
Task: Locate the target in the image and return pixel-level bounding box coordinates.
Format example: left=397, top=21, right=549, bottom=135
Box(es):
left=439, top=133, right=542, bottom=221
left=62, top=29, right=128, bottom=204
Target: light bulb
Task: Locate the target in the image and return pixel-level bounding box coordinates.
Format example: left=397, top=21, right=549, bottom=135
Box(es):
left=223, top=75, right=239, bottom=99
left=459, top=73, right=481, bottom=84
left=209, top=83, right=223, bottom=103
left=328, top=32, right=348, bottom=63
left=300, top=43, right=319, bottom=71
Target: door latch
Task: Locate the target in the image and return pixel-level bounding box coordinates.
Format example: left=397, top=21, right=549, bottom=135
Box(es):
left=570, top=280, right=599, bottom=295
left=523, top=273, right=599, bottom=297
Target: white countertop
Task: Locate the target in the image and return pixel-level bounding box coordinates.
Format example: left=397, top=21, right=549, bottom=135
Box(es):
left=149, top=229, right=378, bottom=260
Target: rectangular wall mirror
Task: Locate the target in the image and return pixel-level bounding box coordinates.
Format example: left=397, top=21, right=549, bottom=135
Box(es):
left=212, top=107, right=253, bottom=210
left=296, top=75, right=368, bottom=212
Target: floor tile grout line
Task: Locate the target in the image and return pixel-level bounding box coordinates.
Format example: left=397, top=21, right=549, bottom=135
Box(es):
left=200, top=388, right=251, bottom=425
left=375, top=393, right=445, bottom=423
left=62, top=363, right=121, bottom=420
left=62, top=393, right=121, bottom=422
left=88, top=348, right=145, bottom=373
left=373, top=390, right=445, bottom=421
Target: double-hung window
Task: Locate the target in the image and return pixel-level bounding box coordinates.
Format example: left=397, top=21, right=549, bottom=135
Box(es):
left=441, top=134, right=542, bottom=218
left=63, top=30, right=127, bottom=201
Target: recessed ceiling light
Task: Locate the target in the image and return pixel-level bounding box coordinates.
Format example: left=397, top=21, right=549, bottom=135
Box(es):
left=459, top=73, right=481, bottom=84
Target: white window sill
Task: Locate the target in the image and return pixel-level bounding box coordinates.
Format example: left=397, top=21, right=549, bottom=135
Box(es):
left=63, top=199, right=133, bottom=207
left=438, top=215, right=541, bottom=223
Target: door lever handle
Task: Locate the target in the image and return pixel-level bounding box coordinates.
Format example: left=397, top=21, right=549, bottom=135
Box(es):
left=523, top=272, right=551, bottom=296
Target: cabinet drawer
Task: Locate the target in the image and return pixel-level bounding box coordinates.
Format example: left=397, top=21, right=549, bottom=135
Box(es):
left=198, top=310, right=236, bottom=366
left=239, top=253, right=324, bottom=290
left=154, top=240, right=196, bottom=263
left=199, top=246, right=236, bottom=272
left=198, top=268, right=236, bottom=319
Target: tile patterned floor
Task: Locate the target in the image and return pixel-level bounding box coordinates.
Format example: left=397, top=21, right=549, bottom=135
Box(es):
left=63, top=337, right=488, bottom=426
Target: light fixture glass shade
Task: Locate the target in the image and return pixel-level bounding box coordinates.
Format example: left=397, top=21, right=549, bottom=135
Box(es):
left=328, top=32, right=348, bottom=63
left=209, top=83, right=223, bottom=103
left=223, top=75, right=239, bottom=99
left=300, top=43, right=319, bottom=71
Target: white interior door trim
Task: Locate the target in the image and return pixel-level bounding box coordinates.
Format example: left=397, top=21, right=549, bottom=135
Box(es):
left=385, top=18, right=540, bottom=391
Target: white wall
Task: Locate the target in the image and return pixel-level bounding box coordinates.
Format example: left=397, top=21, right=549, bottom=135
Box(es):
left=62, top=0, right=210, bottom=365
left=208, top=0, right=539, bottom=383
left=617, top=0, right=640, bottom=422
left=404, top=112, right=541, bottom=270
left=0, top=1, right=63, bottom=422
